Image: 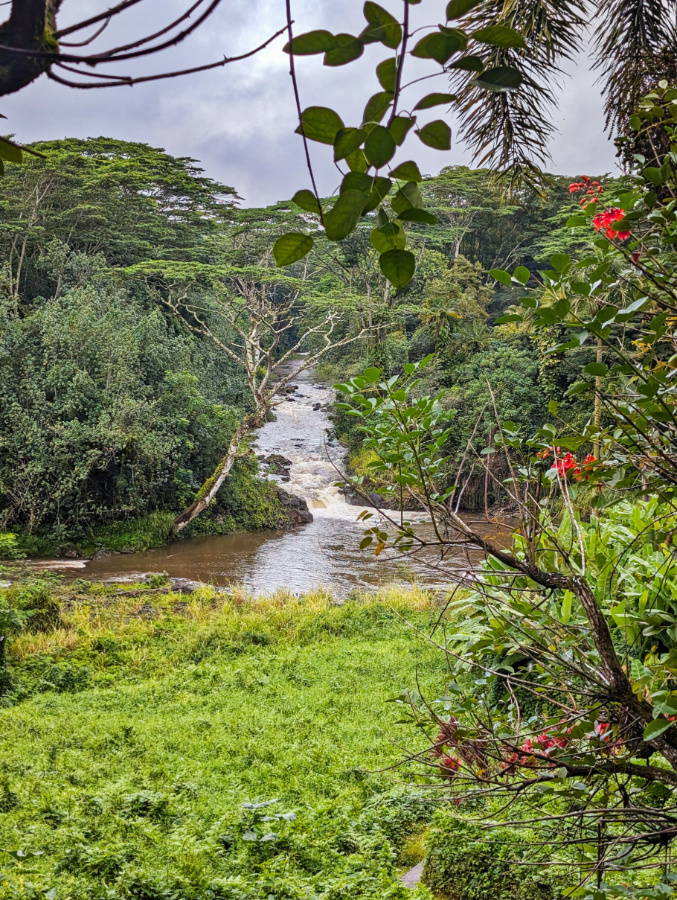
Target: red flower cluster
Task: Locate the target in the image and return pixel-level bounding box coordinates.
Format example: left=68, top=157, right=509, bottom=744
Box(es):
left=439, top=755, right=460, bottom=779
left=540, top=449, right=596, bottom=482
left=569, top=176, right=604, bottom=207
left=592, top=207, right=630, bottom=241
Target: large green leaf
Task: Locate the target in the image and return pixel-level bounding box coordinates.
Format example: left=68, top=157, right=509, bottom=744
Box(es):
left=376, top=57, right=398, bottom=92
left=449, top=55, right=484, bottom=72
left=324, top=190, right=367, bottom=241
left=415, top=120, right=451, bottom=150
left=365, top=125, right=397, bottom=168
left=334, top=128, right=366, bottom=162
left=413, top=93, right=456, bottom=111
left=363, top=91, right=394, bottom=125
left=324, top=34, right=364, bottom=66
left=389, top=116, right=416, bottom=146
left=380, top=249, right=416, bottom=287
left=291, top=190, right=322, bottom=214
left=390, top=160, right=422, bottom=182
left=446, top=0, right=483, bottom=18
left=411, top=31, right=465, bottom=64
left=341, top=172, right=373, bottom=194
left=274, top=233, right=314, bottom=266
left=296, top=107, right=345, bottom=144
left=362, top=2, right=402, bottom=48
left=473, top=67, right=523, bottom=92
left=399, top=208, right=438, bottom=224
left=0, top=138, right=23, bottom=165
left=371, top=222, right=405, bottom=253
left=283, top=30, right=337, bottom=55
left=644, top=719, right=673, bottom=742
left=472, top=25, right=526, bottom=50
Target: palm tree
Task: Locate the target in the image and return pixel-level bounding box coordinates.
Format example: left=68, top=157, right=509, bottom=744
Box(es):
left=450, top=0, right=677, bottom=178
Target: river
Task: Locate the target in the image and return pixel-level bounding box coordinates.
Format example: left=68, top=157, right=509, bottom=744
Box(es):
left=55, top=367, right=508, bottom=595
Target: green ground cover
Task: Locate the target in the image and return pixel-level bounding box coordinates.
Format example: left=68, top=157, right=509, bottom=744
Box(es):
left=0, top=585, right=441, bottom=900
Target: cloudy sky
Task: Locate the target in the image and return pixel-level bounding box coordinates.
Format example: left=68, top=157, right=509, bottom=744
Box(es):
left=2, top=0, right=619, bottom=207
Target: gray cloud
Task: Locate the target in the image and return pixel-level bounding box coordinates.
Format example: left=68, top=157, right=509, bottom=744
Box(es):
left=1, top=1, right=619, bottom=206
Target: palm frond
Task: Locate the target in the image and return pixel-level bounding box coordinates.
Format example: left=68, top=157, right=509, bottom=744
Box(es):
left=450, top=0, right=587, bottom=180
left=593, top=0, right=677, bottom=135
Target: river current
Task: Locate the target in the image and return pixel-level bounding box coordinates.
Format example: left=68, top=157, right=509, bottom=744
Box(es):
left=54, top=367, right=502, bottom=595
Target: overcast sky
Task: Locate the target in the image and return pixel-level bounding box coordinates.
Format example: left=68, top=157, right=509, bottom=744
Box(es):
left=1, top=0, right=619, bottom=207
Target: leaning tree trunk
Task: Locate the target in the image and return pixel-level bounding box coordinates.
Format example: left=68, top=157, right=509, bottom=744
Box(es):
left=172, top=414, right=261, bottom=535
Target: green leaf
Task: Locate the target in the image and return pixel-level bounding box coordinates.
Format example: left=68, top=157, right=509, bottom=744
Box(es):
left=449, top=55, right=484, bottom=72
left=324, top=34, right=364, bottom=66
left=296, top=107, right=345, bottom=145
left=362, top=176, right=393, bottom=213
left=472, top=25, right=526, bottom=50
left=334, top=127, right=366, bottom=162
left=399, top=208, right=438, bottom=224
left=446, top=0, right=483, bottom=18
left=411, top=32, right=465, bottom=65
left=341, top=171, right=373, bottom=194
left=363, top=2, right=402, bottom=48
left=390, top=116, right=416, bottom=146
left=273, top=232, right=314, bottom=266
left=376, top=57, right=398, bottom=92
left=644, top=166, right=664, bottom=185
left=362, top=91, right=394, bottom=125
left=566, top=215, right=587, bottom=227
left=414, top=92, right=457, bottom=111
left=473, top=67, right=523, bottom=92
left=495, top=313, right=522, bottom=324
left=415, top=120, right=451, bottom=150
left=324, top=189, right=367, bottom=241
left=512, top=266, right=530, bottom=285
left=371, top=222, right=405, bottom=252
left=644, top=719, right=673, bottom=742
left=550, top=253, right=571, bottom=273
left=0, top=138, right=22, bottom=165
left=390, top=160, right=422, bottom=182
left=324, top=33, right=364, bottom=66
left=490, top=268, right=511, bottom=286
left=346, top=149, right=369, bottom=173
left=284, top=30, right=337, bottom=55
left=365, top=125, right=396, bottom=168
left=291, top=190, right=321, bottom=214
left=380, top=249, right=416, bottom=287
left=583, top=362, right=608, bottom=377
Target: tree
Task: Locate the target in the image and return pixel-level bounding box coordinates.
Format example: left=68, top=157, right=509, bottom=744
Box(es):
left=0, top=1, right=286, bottom=95
left=127, top=260, right=367, bottom=532
left=337, top=84, right=677, bottom=898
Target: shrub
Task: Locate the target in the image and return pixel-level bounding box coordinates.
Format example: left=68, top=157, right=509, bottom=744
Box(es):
left=5, top=580, right=60, bottom=632
left=423, top=811, right=562, bottom=900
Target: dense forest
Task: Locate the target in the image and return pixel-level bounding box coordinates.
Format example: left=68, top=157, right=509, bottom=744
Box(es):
left=0, top=138, right=599, bottom=555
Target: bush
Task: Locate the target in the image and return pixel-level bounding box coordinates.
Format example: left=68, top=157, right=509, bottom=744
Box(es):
left=0, top=533, right=25, bottom=560
left=5, top=580, right=61, bottom=632
left=423, top=811, right=562, bottom=900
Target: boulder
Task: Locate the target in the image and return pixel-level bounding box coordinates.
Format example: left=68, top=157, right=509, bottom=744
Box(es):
left=277, top=489, right=313, bottom=526
left=170, top=578, right=203, bottom=595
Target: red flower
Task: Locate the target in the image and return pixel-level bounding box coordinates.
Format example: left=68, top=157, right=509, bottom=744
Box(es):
left=593, top=208, right=630, bottom=240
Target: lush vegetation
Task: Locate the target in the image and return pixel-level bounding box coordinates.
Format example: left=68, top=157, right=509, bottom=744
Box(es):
left=0, top=580, right=447, bottom=900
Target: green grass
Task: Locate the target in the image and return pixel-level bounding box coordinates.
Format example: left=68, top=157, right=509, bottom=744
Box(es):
left=0, top=585, right=441, bottom=900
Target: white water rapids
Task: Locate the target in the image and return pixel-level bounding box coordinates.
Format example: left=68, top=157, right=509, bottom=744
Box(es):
left=58, top=365, right=503, bottom=595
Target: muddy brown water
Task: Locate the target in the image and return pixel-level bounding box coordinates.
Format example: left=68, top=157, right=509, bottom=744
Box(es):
left=45, top=366, right=512, bottom=596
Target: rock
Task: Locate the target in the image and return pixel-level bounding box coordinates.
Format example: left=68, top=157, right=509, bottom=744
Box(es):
left=312, top=403, right=322, bottom=411
left=277, top=488, right=314, bottom=526
left=90, top=548, right=114, bottom=561
left=170, top=578, right=203, bottom=595
left=62, top=545, right=82, bottom=559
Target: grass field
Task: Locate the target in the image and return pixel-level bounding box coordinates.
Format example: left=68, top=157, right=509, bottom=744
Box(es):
left=0, top=582, right=443, bottom=900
